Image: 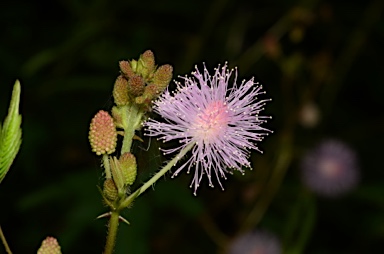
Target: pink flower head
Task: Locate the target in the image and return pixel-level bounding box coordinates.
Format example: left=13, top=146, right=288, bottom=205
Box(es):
left=144, top=63, right=272, bottom=195
left=229, top=230, right=281, bottom=254
left=301, top=139, right=359, bottom=197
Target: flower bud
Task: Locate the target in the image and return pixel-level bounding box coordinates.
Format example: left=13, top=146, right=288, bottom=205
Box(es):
left=119, top=152, right=137, bottom=185
left=111, top=106, right=123, bottom=129
left=89, top=110, right=117, bottom=155
left=139, top=50, right=155, bottom=78
left=127, top=75, right=145, bottom=97
left=37, top=236, right=61, bottom=254
left=130, top=60, right=138, bottom=72
left=103, top=178, right=118, bottom=201
left=119, top=60, right=135, bottom=79
left=113, top=75, right=129, bottom=106
left=135, top=84, right=158, bottom=106
left=152, top=64, right=173, bottom=92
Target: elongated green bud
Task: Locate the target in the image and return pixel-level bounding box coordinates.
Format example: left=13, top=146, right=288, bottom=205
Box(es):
left=113, top=75, right=129, bottom=106
left=103, top=178, right=118, bottom=201
left=139, top=50, right=155, bottom=79
left=0, top=80, right=22, bottom=183
left=152, top=64, right=173, bottom=92
left=119, top=152, right=137, bottom=185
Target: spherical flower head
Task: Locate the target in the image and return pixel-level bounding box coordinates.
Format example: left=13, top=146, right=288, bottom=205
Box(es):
left=228, top=230, right=281, bottom=254
left=37, top=236, right=62, bottom=254
left=89, top=110, right=117, bottom=155
left=144, top=63, right=272, bottom=195
left=301, top=139, right=359, bottom=197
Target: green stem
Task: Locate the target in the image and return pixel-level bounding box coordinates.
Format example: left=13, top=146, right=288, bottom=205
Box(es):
left=103, top=154, right=111, bottom=179
left=0, top=225, right=12, bottom=254
left=103, top=142, right=194, bottom=253
left=121, top=105, right=143, bottom=154
left=119, top=142, right=195, bottom=209
left=104, top=210, right=120, bottom=254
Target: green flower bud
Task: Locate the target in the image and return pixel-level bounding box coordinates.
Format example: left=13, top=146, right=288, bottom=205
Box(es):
left=113, top=75, right=129, bottom=106
left=37, top=236, right=61, bottom=254
left=111, top=106, right=123, bottom=129
left=130, top=60, right=138, bottom=72
left=152, top=64, right=173, bottom=92
left=89, top=110, right=117, bottom=155
left=103, top=178, right=118, bottom=201
left=119, top=152, right=137, bottom=185
left=139, top=50, right=155, bottom=79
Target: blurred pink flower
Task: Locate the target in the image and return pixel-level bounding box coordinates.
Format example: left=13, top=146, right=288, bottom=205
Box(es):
left=301, top=139, right=359, bottom=197
left=228, top=230, right=281, bottom=254
left=145, top=63, right=272, bottom=195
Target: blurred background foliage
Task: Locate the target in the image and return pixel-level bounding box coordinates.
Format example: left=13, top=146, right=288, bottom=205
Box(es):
left=1, top=0, right=384, bottom=253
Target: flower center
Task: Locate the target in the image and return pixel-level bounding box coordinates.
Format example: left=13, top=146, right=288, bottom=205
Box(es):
left=320, top=159, right=342, bottom=178
left=193, top=101, right=229, bottom=143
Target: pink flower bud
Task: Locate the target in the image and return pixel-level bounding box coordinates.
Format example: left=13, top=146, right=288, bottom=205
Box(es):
left=37, top=236, right=61, bottom=254
left=89, top=110, right=117, bottom=155
left=119, top=60, right=135, bottom=79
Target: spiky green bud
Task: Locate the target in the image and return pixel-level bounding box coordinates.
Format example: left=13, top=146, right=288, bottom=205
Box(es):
left=113, top=75, right=129, bottom=106
left=37, top=236, right=61, bottom=254
left=139, top=50, right=155, bottom=79
left=89, top=110, right=117, bottom=155
left=103, top=178, right=118, bottom=201
left=152, top=64, right=173, bottom=92
left=119, top=152, right=137, bottom=185
left=0, top=80, right=22, bottom=183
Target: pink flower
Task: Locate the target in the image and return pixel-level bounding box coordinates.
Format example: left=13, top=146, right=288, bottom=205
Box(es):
left=301, top=139, right=359, bottom=197
left=228, top=230, right=281, bottom=254
left=144, top=63, right=272, bottom=195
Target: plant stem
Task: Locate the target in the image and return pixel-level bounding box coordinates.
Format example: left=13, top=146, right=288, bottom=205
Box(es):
left=103, top=154, right=111, bottom=179
left=104, top=210, right=120, bottom=254
left=120, top=142, right=195, bottom=209
left=121, top=105, right=142, bottom=154
left=0, top=225, right=12, bottom=254
left=103, top=142, right=194, bottom=253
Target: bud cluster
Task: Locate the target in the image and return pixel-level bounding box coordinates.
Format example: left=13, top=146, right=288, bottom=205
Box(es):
left=88, top=50, right=172, bottom=206
left=114, top=50, right=173, bottom=110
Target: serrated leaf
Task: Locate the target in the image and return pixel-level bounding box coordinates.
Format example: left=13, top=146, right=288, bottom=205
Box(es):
left=0, top=80, right=22, bottom=183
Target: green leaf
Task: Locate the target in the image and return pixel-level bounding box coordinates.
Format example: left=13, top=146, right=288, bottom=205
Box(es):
left=0, top=80, right=22, bottom=183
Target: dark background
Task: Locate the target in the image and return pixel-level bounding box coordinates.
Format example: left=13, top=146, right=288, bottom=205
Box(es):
left=1, top=0, right=384, bottom=253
